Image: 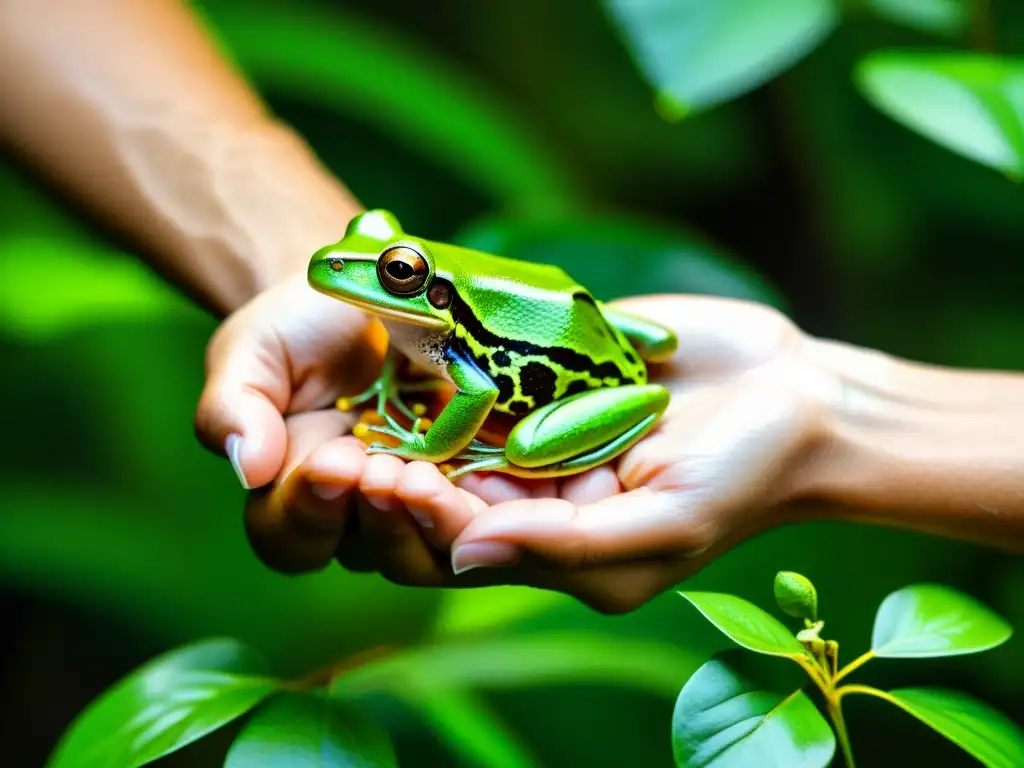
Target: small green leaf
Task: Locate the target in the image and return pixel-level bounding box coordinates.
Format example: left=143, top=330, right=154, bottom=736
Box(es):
left=672, top=651, right=835, bottom=768
left=47, top=638, right=279, bottom=768
left=871, top=583, right=1013, bottom=658
left=225, top=691, right=397, bottom=768
left=855, top=52, right=1024, bottom=177
left=602, top=0, right=837, bottom=115
left=864, top=0, right=967, bottom=38
left=774, top=571, right=818, bottom=622
left=884, top=687, right=1024, bottom=768
left=679, top=592, right=811, bottom=659
left=332, top=632, right=703, bottom=700
left=397, top=686, right=538, bottom=768
left=432, top=586, right=568, bottom=638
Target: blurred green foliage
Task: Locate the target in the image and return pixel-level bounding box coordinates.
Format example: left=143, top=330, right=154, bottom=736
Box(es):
left=3, top=0, right=1024, bottom=766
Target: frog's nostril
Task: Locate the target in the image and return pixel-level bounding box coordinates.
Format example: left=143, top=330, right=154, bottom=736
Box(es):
left=328, top=258, right=344, bottom=272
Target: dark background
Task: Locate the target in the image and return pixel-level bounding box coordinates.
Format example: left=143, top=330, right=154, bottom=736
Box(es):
left=2, top=1, right=1022, bottom=766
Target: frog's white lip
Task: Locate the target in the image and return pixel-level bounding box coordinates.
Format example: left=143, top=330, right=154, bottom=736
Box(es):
left=331, top=294, right=448, bottom=330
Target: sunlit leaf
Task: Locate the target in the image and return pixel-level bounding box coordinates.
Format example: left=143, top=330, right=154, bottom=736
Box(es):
left=201, top=0, right=578, bottom=208
left=867, top=687, right=1024, bottom=768
left=672, top=652, right=834, bottom=768
left=603, top=0, right=837, bottom=117
left=454, top=213, right=787, bottom=309
left=679, top=592, right=811, bottom=660
left=225, top=691, right=397, bottom=768
left=863, top=0, right=966, bottom=37
left=774, top=571, right=818, bottom=622
left=397, top=686, right=538, bottom=768
left=871, top=583, right=1013, bottom=658
left=855, top=52, right=1024, bottom=177
left=332, top=632, right=703, bottom=700
left=47, top=638, right=278, bottom=768
left=432, top=586, right=568, bottom=638
left=0, top=237, right=197, bottom=340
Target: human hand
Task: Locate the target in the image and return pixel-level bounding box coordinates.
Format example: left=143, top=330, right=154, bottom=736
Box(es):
left=193, top=268, right=395, bottom=572
left=267, top=293, right=835, bottom=612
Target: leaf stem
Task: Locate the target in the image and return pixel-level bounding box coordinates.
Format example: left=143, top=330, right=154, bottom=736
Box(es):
left=793, top=654, right=832, bottom=697
left=832, top=650, right=874, bottom=684
left=827, top=699, right=856, bottom=768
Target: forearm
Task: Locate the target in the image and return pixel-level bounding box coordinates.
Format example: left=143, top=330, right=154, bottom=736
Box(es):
left=0, top=0, right=362, bottom=317
left=801, top=338, right=1024, bottom=551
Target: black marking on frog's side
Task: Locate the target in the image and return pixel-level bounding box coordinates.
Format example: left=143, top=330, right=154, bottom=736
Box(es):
left=564, top=379, right=589, bottom=397
left=492, top=350, right=511, bottom=368
left=475, top=352, right=490, bottom=372
left=451, top=292, right=632, bottom=384
left=508, top=400, right=530, bottom=416
left=519, top=361, right=558, bottom=407
left=494, top=373, right=515, bottom=404
left=624, top=350, right=638, bottom=364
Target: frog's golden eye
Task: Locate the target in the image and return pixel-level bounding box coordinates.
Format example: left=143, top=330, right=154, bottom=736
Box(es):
left=327, top=258, right=344, bottom=272
left=377, top=246, right=429, bottom=296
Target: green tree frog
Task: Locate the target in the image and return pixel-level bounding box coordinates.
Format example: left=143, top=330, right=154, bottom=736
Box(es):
left=308, top=210, right=677, bottom=479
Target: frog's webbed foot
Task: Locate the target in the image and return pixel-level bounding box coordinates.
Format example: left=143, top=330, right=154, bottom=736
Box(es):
left=441, top=437, right=509, bottom=479
left=337, top=354, right=443, bottom=427
left=355, top=421, right=428, bottom=460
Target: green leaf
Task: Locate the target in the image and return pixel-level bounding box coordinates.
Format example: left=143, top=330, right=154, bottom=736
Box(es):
left=202, top=0, right=578, bottom=208
left=46, top=638, right=278, bottom=768
left=602, top=0, right=837, bottom=117
left=855, top=52, right=1024, bottom=178
left=863, top=0, right=967, bottom=37
left=0, top=237, right=198, bottom=340
left=432, top=586, right=568, bottom=638
left=453, top=212, right=787, bottom=309
left=774, top=571, right=819, bottom=622
left=678, top=592, right=811, bottom=660
left=672, top=651, right=835, bottom=768
left=224, top=691, right=397, bottom=768
left=882, top=687, right=1024, bottom=768
left=871, top=583, right=1013, bottom=658
left=397, top=686, right=538, bottom=768
left=332, top=632, right=703, bottom=700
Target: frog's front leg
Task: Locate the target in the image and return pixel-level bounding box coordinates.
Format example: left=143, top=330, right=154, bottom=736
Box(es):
left=361, top=354, right=498, bottom=463
left=599, top=303, right=678, bottom=363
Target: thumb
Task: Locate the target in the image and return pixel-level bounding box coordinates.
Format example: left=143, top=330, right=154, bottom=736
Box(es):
left=195, top=325, right=291, bottom=490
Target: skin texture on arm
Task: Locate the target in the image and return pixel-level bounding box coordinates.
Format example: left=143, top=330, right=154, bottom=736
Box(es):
left=0, top=0, right=362, bottom=316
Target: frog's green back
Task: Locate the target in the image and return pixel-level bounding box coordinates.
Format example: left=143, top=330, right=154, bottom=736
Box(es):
left=426, top=239, right=648, bottom=415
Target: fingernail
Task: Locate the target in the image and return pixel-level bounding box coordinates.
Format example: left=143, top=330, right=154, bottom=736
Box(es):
left=225, top=433, right=250, bottom=490
left=451, top=541, right=521, bottom=575
left=406, top=505, right=434, bottom=529
left=364, top=495, right=396, bottom=513
left=311, top=483, right=345, bottom=501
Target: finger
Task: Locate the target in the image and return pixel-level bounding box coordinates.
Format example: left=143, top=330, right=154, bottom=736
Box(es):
left=450, top=488, right=718, bottom=574
left=607, top=294, right=795, bottom=377
left=456, top=472, right=558, bottom=505
left=244, top=425, right=364, bottom=574
left=394, top=461, right=481, bottom=549
left=559, top=466, right=621, bottom=506
left=357, top=454, right=448, bottom=586
left=195, top=322, right=291, bottom=490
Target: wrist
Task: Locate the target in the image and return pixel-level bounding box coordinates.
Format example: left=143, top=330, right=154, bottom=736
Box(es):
left=793, top=337, right=1024, bottom=550
left=209, top=120, right=365, bottom=311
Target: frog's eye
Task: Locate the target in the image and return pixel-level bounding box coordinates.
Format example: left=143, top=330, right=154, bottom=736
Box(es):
left=377, top=246, right=429, bottom=296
